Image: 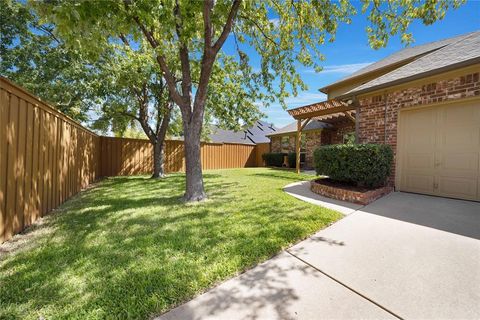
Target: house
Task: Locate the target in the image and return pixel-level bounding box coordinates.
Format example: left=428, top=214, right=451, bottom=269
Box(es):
left=266, top=119, right=356, bottom=168
left=208, top=120, right=277, bottom=145
left=287, top=31, right=480, bottom=201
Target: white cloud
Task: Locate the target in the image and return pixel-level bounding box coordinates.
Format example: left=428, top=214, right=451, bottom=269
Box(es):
left=304, top=62, right=373, bottom=75
left=258, top=91, right=328, bottom=127
left=269, top=18, right=280, bottom=27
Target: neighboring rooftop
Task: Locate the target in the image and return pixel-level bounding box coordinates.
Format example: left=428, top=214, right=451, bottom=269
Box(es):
left=266, top=120, right=329, bottom=136
left=320, top=31, right=478, bottom=94
left=208, top=120, right=277, bottom=145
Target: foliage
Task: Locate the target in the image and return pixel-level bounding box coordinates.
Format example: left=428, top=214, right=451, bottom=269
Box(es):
left=0, top=168, right=340, bottom=319
left=29, top=0, right=463, bottom=199
left=287, top=152, right=306, bottom=168
left=30, top=0, right=464, bottom=110
left=262, top=152, right=286, bottom=167
left=314, top=144, right=393, bottom=188
left=0, top=0, right=105, bottom=122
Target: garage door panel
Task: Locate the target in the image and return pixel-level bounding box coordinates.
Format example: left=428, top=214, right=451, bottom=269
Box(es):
left=437, top=176, right=478, bottom=200
left=405, top=153, right=435, bottom=170
left=399, top=100, right=479, bottom=201
left=404, top=174, right=435, bottom=194
left=439, top=152, right=479, bottom=177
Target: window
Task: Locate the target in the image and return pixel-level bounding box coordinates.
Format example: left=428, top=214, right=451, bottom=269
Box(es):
left=343, top=132, right=356, bottom=144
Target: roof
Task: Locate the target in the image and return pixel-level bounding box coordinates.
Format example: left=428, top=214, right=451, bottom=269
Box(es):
left=208, top=120, right=277, bottom=145
left=287, top=99, right=352, bottom=119
left=320, top=31, right=477, bottom=94
left=266, top=120, right=329, bottom=136
left=343, top=31, right=480, bottom=96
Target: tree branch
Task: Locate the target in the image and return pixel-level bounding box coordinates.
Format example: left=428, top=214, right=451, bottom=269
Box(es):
left=174, top=0, right=192, bottom=107
left=203, top=0, right=214, bottom=50
left=212, top=0, right=242, bottom=53
left=123, top=2, right=184, bottom=107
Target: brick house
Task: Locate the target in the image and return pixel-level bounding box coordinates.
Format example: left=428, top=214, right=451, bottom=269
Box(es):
left=287, top=31, right=480, bottom=201
left=266, top=120, right=355, bottom=168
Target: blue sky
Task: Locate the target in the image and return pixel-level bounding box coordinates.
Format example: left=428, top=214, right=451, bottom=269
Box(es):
left=226, top=1, right=480, bottom=128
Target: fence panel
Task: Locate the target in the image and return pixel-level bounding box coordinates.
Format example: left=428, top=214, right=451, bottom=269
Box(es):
left=99, top=138, right=257, bottom=176
left=0, top=77, right=100, bottom=243
left=1, top=77, right=271, bottom=243
left=255, top=143, right=271, bottom=167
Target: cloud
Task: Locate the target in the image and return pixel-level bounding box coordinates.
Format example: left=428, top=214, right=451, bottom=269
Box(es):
left=258, top=91, right=328, bottom=127
left=304, top=62, right=373, bottom=75
left=269, top=18, right=280, bottom=27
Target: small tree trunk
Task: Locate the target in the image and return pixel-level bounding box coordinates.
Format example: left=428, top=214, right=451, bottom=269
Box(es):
left=151, top=141, right=165, bottom=179
left=183, top=122, right=206, bottom=202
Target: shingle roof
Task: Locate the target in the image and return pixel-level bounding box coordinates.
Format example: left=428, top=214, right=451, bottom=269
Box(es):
left=266, top=120, right=329, bottom=136
left=343, top=31, right=480, bottom=96
left=320, top=32, right=475, bottom=93
left=208, top=120, right=277, bottom=145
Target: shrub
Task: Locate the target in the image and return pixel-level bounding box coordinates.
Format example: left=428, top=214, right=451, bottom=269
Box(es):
left=313, top=144, right=393, bottom=188
left=262, top=152, right=286, bottom=167
left=287, top=152, right=306, bottom=168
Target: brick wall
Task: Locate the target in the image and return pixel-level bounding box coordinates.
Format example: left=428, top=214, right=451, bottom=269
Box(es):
left=358, top=71, right=480, bottom=185
left=305, top=131, right=321, bottom=168
left=270, top=131, right=322, bottom=168
left=328, top=123, right=356, bottom=145
left=271, top=136, right=281, bottom=152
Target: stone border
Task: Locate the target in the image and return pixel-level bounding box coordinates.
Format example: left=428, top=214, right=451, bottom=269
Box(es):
left=310, top=180, right=393, bottom=205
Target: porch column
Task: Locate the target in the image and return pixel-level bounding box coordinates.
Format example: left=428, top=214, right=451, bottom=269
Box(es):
left=296, top=119, right=301, bottom=174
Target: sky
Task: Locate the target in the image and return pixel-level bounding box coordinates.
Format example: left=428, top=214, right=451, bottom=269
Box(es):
left=224, top=1, right=480, bottom=128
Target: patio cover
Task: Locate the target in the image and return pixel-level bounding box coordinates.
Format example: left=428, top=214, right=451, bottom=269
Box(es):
left=286, top=99, right=356, bottom=173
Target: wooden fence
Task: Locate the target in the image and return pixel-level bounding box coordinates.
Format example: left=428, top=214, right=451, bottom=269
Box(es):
left=0, top=77, right=101, bottom=243
left=99, top=137, right=259, bottom=176
left=0, top=77, right=272, bottom=243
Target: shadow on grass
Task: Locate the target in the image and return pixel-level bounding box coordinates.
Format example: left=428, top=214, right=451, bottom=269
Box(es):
left=0, top=169, right=339, bottom=319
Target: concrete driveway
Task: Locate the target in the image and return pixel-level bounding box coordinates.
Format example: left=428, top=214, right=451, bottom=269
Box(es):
left=158, top=190, right=480, bottom=320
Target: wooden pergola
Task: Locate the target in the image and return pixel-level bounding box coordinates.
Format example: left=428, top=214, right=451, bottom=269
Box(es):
left=287, top=99, right=357, bottom=173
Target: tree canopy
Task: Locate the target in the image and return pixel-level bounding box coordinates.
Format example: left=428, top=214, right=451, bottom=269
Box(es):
left=0, top=0, right=108, bottom=121
left=30, top=0, right=465, bottom=200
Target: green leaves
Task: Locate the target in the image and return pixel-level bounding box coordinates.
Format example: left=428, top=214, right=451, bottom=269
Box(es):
left=23, top=0, right=465, bottom=126
left=314, top=144, right=394, bottom=188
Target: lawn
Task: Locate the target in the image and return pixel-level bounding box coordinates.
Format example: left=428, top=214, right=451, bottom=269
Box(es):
left=0, top=168, right=341, bottom=319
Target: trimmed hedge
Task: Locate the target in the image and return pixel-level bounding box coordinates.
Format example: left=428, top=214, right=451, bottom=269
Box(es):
left=262, top=152, right=286, bottom=167
left=313, top=144, right=393, bottom=188
left=287, top=152, right=306, bottom=168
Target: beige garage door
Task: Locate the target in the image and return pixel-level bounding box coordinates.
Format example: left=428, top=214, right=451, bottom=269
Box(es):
left=398, top=100, right=480, bottom=201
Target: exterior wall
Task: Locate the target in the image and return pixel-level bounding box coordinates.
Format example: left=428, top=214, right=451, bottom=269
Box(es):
left=305, top=131, right=321, bottom=168
left=269, top=130, right=323, bottom=168
left=357, top=68, right=480, bottom=186
left=326, top=123, right=356, bottom=145
left=271, top=136, right=282, bottom=153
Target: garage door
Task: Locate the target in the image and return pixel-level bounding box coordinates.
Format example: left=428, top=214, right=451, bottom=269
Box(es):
left=398, top=100, right=480, bottom=201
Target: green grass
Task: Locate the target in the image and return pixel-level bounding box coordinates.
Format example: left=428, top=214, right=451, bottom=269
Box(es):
left=0, top=168, right=341, bottom=319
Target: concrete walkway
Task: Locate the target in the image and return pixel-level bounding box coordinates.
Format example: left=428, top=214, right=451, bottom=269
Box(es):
left=157, top=183, right=480, bottom=320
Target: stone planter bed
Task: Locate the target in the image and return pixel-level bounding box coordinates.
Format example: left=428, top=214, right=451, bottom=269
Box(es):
left=310, top=178, right=393, bottom=205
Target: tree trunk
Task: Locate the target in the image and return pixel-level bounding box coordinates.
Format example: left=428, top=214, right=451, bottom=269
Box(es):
left=151, top=141, right=165, bottom=179
left=183, top=121, right=206, bottom=202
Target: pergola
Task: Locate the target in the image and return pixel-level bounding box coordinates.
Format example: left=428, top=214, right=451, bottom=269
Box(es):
left=287, top=98, right=357, bottom=174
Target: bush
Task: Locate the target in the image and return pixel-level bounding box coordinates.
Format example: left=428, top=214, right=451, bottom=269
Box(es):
left=313, top=144, right=393, bottom=188
left=287, top=152, right=306, bottom=168
left=262, top=152, right=286, bottom=167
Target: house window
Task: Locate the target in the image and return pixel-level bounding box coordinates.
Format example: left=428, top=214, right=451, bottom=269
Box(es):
left=343, top=132, right=356, bottom=144
left=281, top=136, right=290, bottom=153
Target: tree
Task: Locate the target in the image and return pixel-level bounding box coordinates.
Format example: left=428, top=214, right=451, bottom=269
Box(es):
left=91, top=42, right=179, bottom=178
left=0, top=0, right=105, bottom=122
left=33, top=0, right=464, bottom=201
